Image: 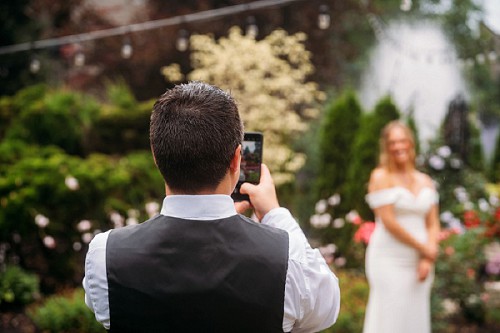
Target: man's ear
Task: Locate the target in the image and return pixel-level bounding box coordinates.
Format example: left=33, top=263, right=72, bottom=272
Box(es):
left=230, top=145, right=242, bottom=173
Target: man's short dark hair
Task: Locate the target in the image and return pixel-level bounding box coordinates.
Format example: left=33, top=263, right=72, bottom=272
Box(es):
left=150, top=81, right=243, bottom=193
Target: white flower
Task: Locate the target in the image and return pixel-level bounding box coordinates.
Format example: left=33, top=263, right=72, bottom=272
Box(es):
left=478, top=198, right=490, bottom=212
left=43, top=236, right=56, bottom=249
left=333, top=218, right=345, bottom=228
left=126, top=217, right=139, bottom=226
left=463, top=201, right=474, bottom=210
left=35, top=214, right=49, bottom=228
left=454, top=187, right=469, bottom=203
left=490, top=195, right=499, bottom=207
left=310, top=213, right=331, bottom=228
left=82, top=232, right=93, bottom=244
left=345, top=210, right=361, bottom=224
left=449, top=218, right=465, bottom=234
left=428, top=155, right=445, bottom=170
left=437, top=146, right=452, bottom=158
left=325, top=243, right=337, bottom=254
left=65, top=176, right=79, bottom=190
left=315, top=199, right=328, bottom=214
left=327, top=194, right=341, bottom=207
left=145, top=202, right=160, bottom=218
left=440, top=211, right=454, bottom=224
left=110, top=211, right=125, bottom=228
left=467, top=294, right=480, bottom=305
left=334, top=257, right=346, bottom=267
left=442, top=298, right=459, bottom=315
left=450, top=158, right=462, bottom=169
left=73, top=242, right=82, bottom=251
left=319, top=213, right=331, bottom=226
left=127, top=209, right=139, bottom=218
left=77, top=220, right=92, bottom=232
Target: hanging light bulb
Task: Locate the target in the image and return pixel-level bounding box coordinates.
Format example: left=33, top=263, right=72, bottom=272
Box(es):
left=400, top=0, right=412, bottom=11
left=121, top=36, right=133, bottom=59
left=74, top=50, right=85, bottom=67
left=30, top=56, right=41, bottom=74
left=318, top=5, right=330, bottom=30
left=176, top=29, right=189, bottom=52
left=245, top=16, right=258, bottom=38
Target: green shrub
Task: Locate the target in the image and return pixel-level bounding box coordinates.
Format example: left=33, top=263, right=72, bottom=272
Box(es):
left=315, top=90, right=362, bottom=201
left=344, top=95, right=400, bottom=220
left=5, top=87, right=100, bottom=156
left=0, top=265, right=39, bottom=308
left=29, top=288, right=106, bottom=333
left=320, top=269, right=369, bottom=333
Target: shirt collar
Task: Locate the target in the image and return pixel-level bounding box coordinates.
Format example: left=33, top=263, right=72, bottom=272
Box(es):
left=160, top=195, right=238, bottom=220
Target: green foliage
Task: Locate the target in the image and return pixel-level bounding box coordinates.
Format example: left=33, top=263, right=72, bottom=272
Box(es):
left=316, top=90, right=362, bottom=201
left=5, top=85, right=100, bottom=156
left=406, top=110, right=420, bottom=155
left=491, top=128, right=500, bottom=182
left=0, top=83, right=163, bottom=291
left=29, top=288, right=106, bottom=333
left=433, top=229, right=488, bottom=327
left=319, top=269, right=369, bottom=333
left=0, top=265, right=39, bottom=308
left=344, top=95, right=400, bottom=219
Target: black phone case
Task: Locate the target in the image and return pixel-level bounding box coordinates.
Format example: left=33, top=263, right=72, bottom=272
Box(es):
left=232, top=132, right=263, bottom=202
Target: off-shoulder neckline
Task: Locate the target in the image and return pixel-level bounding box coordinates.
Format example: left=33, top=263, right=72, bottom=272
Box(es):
left=368, top=186, right=435, bottom=198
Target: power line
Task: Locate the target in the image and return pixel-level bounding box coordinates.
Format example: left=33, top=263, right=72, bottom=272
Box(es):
left=0, top=0, right=308, bottom=56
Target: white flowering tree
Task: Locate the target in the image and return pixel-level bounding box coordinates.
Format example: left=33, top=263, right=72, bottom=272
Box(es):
left=161, top=27, right=325, bottom=184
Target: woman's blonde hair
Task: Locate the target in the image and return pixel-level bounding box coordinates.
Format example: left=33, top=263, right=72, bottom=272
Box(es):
left=379, top=120, right=416, bottom=171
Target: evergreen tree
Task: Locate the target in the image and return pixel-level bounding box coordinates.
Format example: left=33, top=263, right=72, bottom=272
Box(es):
left=490, top=130, right=500, bottom=182
left=344, top=95, right=400, bottom=219
left=315, top=90, right=363, bottom=202
left=406, top=109, right=420, bottom=156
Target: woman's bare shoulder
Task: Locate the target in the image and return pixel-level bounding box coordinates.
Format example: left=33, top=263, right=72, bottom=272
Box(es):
left=368, top=168, right=392, bottom=192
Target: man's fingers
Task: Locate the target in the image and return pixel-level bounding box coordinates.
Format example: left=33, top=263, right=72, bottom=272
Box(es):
left=259, top=163, right=273, bottom=184
left=234, top=200, right=251, bottom=214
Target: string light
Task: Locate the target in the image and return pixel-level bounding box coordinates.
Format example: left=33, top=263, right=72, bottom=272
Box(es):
left=246, top=16, right=259, bottom=38
left=74, top=48, right=85, bottom=67
left=317, top=4, right=331, bottom=30
left=0, top=0, right=307, bottom=56
left=176, top=29, right=189, bottom=52
left=30, top=56, right=41, bottom=74
left=121, top=36, right=133, bottom=59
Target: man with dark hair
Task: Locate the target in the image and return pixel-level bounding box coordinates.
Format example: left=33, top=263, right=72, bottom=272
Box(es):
left=83, top=81, right=340, bottom=332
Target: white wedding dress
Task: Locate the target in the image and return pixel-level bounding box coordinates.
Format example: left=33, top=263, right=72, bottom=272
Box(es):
left=362, top=186, right=438, bottom=333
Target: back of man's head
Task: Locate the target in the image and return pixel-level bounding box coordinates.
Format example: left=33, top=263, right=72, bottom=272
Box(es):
left=150, top=81, right=243, bottom=193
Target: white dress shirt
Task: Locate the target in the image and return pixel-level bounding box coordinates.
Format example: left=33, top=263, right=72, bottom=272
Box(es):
left=83, top=195, right=340, bottom=332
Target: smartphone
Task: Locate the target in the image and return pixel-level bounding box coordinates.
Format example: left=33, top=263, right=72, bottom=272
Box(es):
left=231, top=132, right=263, bottom=202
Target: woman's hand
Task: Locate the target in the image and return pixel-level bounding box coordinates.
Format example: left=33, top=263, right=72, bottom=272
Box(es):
left=417, top=258, right=433, bottom=282
left=419, top=242, right=438, bottom=262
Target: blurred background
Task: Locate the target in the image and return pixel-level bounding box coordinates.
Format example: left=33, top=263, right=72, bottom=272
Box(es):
left=1, top=0, right=500, bottom=332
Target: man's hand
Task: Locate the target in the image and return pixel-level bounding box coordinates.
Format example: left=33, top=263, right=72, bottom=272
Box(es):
left=239, top=164, right=280, bottom=221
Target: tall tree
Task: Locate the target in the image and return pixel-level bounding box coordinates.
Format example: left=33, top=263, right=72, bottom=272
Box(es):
left=344, top=95, right=400, bottom=219
left=315, top=90, right=363, bottom=202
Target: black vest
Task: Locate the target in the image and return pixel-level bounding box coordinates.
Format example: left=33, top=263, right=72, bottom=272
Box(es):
left=106, top=214, right=289, bottom=333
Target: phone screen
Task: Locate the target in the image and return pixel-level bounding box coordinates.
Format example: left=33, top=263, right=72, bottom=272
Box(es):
left=232, top=132, right=263, bottom=201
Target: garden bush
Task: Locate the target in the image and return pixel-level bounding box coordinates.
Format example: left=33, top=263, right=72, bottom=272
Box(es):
left=0, top=265, right=39, bottom=309
left=0, top=84, right=164, bottom=292
left=319, top=269, right=369, bottom=333
left=29, top=288, right=106, bottom=333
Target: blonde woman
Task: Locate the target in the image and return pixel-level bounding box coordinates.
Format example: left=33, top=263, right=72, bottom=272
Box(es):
left=362, top=121, right=440, bottom=333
